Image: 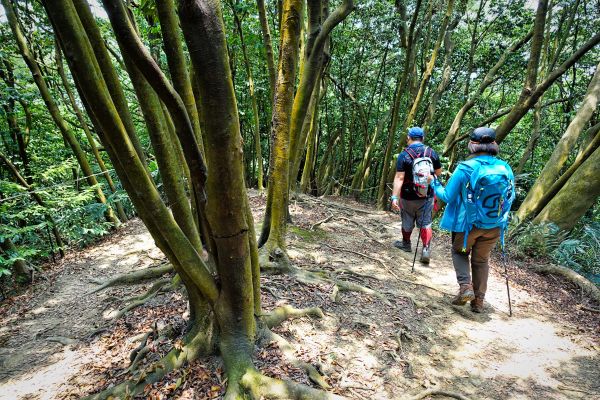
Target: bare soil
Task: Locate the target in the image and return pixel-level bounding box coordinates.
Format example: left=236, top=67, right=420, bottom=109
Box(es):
left=1, top=192, right=598, bottom=400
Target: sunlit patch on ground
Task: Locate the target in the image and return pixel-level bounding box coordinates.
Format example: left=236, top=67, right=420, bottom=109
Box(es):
left=1, top=193, right=598, bottom=399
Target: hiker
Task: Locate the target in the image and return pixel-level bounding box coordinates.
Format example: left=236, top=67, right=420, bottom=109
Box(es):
left=391, top=127, right=442, bottom=264
left=429, top=127, right=515, bottom=313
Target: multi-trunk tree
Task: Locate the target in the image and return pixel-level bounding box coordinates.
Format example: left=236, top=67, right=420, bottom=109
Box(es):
left=37, top=0, right=342, bottom=398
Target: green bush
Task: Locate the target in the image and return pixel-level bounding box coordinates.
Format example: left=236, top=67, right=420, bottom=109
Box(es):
left=510, top=221, right=600, bottom=281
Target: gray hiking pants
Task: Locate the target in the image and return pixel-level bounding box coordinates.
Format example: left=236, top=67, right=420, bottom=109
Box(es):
left=400, top=197, right=434, bottom=231
left=451, top=227, right=500, bottom=297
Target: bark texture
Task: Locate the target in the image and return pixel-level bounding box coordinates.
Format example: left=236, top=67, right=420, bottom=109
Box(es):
left=517, top=61, right=600, bottom=222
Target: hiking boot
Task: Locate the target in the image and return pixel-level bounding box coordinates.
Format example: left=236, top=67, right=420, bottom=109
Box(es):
left=420, top=246, right=431, bottom=264
left=394, top=240, right=411, bottom=252
left=451, top=284, right=475, bottom=305
left=470, top=296, right=485, bottom=313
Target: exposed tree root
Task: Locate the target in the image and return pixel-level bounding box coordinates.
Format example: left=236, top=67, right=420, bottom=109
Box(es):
left=85, top=319, right=213, bottom=400
left=88, top=263, right=173, bottom=294
left=580, top=305, right=600, bottom=313
left=311, top=214, right=334, bottom=230
left=337, top=216, right=386, bottom=245
left=263, top=304, right=324, bottom=328
left=264, top=327, right=331, bottom=390
left=110, top=277, right=179, bottom=321
left=330, top=279, right=389, bottom=304
left=46, top=336, right=78, bottom=346
left=240, top=368, right=346, bottom=400
left=527, top=263, right=600, bottom=303
left=263, top=262, right=389, bottom=305
left=320, top=242, right=399, bottom=280
left=298, top=195, right=373, bottom=216
left=404, top=387, right=473, bottom=400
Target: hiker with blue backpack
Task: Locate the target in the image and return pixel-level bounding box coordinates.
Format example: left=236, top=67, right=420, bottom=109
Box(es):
left=429, top=127, right=515, bottom=313
left=391, top=127, right=442, bottom=264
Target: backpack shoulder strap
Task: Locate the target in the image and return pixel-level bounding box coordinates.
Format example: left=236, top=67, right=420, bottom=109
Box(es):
left=405, top=147, right=419, bottom=159
left=425, top=146, right=433, bottom=158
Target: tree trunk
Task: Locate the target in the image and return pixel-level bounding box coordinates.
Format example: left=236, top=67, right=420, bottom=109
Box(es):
left=495, top=30, right=600, bottom=143
left=230, top=3, right=265, bottom=191
left=533, top=144, right=600, bottom=231
left=299, top=79, right=322, bottom=193
left=55, top=42, right=128, bottom=222
left=351, top=111, right=388, bottom=195
left=0, top=60, right=32, bottom=183
left=517, top=61, right=600, bottom=222
left=70, top=0, right=149, bottom=172
left=256, top=0, right=277, bottom=99
left=402, top=0, right=455, bottom=131
left=463, top=0, right=485, bottom=99
left=443, top=29, right=533, bottom=153
left=259, top=0, right=304, bottom=255
left=288, top=0, right=354, bottom=190
left=155, top=0, right=204, bottom=155
left=525, top=124, right=600, bottom=222
left=375, top=0, right=422, bottom=210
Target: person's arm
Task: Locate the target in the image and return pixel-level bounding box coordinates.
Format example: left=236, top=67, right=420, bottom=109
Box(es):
left=391, top=171, right=404, bottom=211
left=431, top=167, right=466, bottom=204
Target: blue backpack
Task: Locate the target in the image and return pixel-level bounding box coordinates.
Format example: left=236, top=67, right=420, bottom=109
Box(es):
left=461, top=158, right=515, bottom=251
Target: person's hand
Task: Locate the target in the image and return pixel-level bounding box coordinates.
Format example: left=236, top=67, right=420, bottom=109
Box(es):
left=391, top=197, right=400, bottom=211
left=427, top=174, right=434, bottom=185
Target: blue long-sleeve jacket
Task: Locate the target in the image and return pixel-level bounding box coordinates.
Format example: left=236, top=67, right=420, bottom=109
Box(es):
left=432, top=155, right=514, bottom=232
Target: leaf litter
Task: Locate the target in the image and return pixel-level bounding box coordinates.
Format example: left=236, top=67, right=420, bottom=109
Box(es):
left=0, top=191, right=598, bottom=399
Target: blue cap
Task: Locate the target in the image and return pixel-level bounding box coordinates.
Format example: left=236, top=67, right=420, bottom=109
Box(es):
left=408, top=126, right=425, bottom=138
left=471, top=127, right=496, bottom=143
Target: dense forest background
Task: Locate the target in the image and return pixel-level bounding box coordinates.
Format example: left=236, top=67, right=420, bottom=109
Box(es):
left=0, top=0, right=598, bottom=288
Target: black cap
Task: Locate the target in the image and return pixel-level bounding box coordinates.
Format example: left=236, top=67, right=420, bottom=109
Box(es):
left=471, top=127, right=496, bottom=144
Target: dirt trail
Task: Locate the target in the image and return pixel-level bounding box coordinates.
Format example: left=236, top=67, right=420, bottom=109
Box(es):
left=1, top=193, right=598, bottom=399
left=0, top=223, right=165, bottom=399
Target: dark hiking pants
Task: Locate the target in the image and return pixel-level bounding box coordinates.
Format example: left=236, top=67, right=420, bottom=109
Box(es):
left=451, top=227, right=500, bottom=297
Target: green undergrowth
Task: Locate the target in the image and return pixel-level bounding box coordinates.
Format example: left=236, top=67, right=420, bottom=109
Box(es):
left=509, top=220, right=600, bottom=283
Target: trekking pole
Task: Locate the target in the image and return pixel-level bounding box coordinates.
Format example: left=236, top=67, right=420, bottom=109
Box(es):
left=411, top=201, right=429, bottom=273
left=501, top=245, right=512, bottom=317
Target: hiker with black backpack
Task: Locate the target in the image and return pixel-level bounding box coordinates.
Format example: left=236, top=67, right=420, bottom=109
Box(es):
left=391, top=127, right=442, bottom=264
left=429, top=127, right=515, bottom=313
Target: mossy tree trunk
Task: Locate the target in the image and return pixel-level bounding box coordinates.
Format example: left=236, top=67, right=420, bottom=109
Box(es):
left=41, top=0, right=329, bottom=398
left=258, top=0, right=304, bottom=257
left=55, top=42, right=128, bottom=222
left=533, top=144, right=600, bottom=231
left=155, top=0, right=204, bottom=155
left=300, top=76, right=327, bottom=193
left=288, top=0, right=355, bottom=191
left=517, top=61, right=600, bottom=223
left=525, top=124, right=600, bottom=223
left=494, top=1, right=600, bottom=144
left=516, top=1, right=555, bottom=175
left=256, top=0, right=277, bottom=99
